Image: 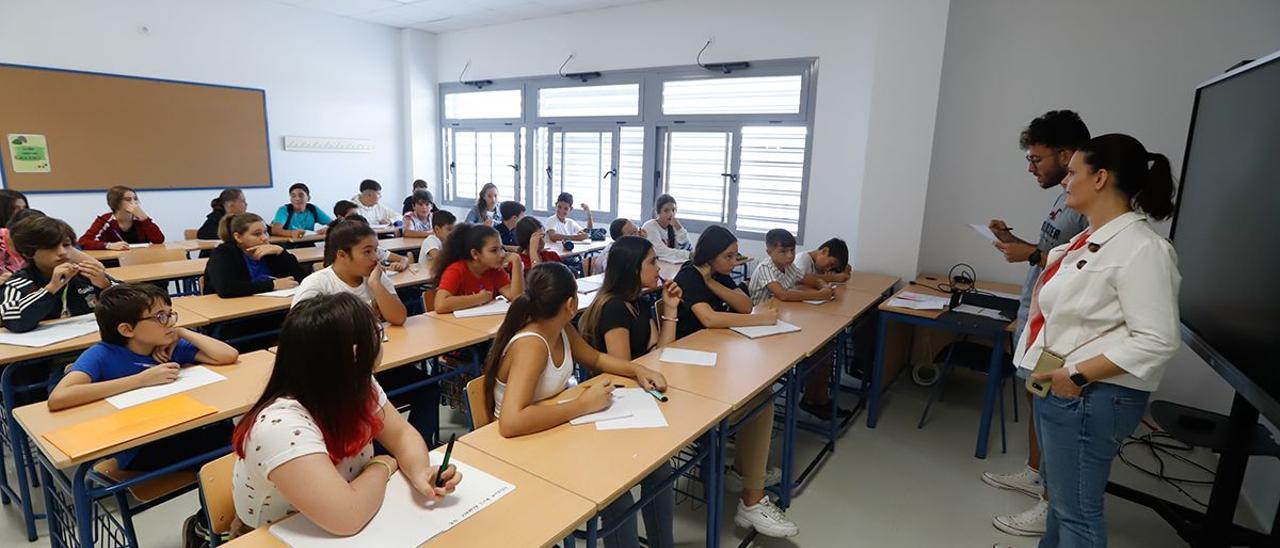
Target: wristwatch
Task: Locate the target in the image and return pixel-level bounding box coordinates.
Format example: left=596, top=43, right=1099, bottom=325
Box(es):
left=1066, top=364, right=1090, bottom=387
left=1028, top=248, right=1043, bottom=266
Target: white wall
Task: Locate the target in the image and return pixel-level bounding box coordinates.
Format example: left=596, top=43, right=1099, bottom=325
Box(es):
left=432, top=0, right=950, bottom=278
left=0, top=0, right=410, bottom=239
left=918, top=0, right=1280, bottom=529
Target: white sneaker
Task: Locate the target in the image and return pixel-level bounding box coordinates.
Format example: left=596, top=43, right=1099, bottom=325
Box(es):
left=724, top=466, right=782, bottom=491
left=992, top=499, right=1048, bottom=537
left=734, top=496, right=799, bottom=538
left=982, top=465, right=1043, bottom=498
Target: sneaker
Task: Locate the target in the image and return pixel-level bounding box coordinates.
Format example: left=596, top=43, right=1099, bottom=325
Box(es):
left=992, top=499, right=1048, bottom=537
left=734, top=496, right=799, bottom=538
left=981, top=465, right=1043, bottom=498
left=799, top=399, right=854, bottom=420
left=725, top=465, right=783, bottom=491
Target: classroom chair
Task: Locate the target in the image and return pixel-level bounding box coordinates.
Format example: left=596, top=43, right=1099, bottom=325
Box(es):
left=183, top=229, right=198, bottom=240
left=463, top=377, right=492, bottom=430
left=195, top=452, right=236, bottom=547
left=82, top=457, right=199, bottom=547
left=419, top=288, right=437, bottom=313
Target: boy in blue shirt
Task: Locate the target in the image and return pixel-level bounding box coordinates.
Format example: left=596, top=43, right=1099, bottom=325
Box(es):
left=48, top=283, right=239, bottom=470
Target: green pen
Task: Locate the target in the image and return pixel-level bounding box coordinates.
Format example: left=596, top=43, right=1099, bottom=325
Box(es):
left=435, top=433, right=457, bottom=488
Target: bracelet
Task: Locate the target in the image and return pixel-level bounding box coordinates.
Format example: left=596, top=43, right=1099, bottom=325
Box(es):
left=661, top=315, right=678, bottom=322
left=362, top=458, right=393, bottom=479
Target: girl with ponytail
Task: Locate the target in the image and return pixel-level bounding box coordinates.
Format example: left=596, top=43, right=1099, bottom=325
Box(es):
left=1017, top=133, right=1181, bottom=545
left=203, top=212, right=306, bottom=298
left=481, top=262, right=669, bottom=547
left=197, top=188, right=247, bottom=240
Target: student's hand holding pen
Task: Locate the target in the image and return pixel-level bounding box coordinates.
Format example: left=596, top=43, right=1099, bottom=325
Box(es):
left=409, top=465, right=462, bottom=502
left=577, top=377, right=616, bottom=414
left=136, top=363, right=180, bottom=387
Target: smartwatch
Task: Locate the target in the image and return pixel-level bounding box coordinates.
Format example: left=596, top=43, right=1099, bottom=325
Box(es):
left=1028, top=248, right=1043, bottom=266
left=1067, top=364, right=1090, bottom=387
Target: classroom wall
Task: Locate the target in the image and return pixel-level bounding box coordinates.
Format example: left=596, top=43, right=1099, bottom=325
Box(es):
left=0, top=0, right=412, bottom=239
left=430, top=0, right=951, bottom=277
left=917, top=0, right=1280, bottom=529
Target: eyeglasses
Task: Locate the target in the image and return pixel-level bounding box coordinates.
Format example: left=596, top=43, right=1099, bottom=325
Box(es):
left=1025, top=154, right=1046, bottom=165
left=137, top=310, right=178, bottom=326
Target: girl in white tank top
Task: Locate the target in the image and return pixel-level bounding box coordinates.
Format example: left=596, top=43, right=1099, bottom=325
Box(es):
left=492, top=329, right=575, bottom=418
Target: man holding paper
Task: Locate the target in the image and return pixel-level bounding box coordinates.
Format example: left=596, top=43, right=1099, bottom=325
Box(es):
left=982, top=110, right=1090, bottom=538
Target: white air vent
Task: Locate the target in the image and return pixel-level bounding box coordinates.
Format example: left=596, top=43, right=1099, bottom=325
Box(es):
left=283, top=136, right=374, bottom=153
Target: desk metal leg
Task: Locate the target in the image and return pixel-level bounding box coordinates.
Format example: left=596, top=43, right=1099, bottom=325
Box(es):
left=708, top=421, right=725, bottom=548
left=974, top=335, right=1007, bottom=459
left=585, top=515, right=598, bottom=547
left=1197, top=393, right=1259, bottom=547
left=73, top=464, right=94, bottom=548
left=867, top=313, right=890, bottom=428
left=779, top=368, right=798, bottom=509
left=1, top=363, right=42, bottom=541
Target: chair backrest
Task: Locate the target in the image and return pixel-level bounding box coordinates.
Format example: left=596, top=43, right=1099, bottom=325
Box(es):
left=197, top=452, right=237, bottom=543
left=184, top=228, right=198, bottom=240
left=465, top=376, right=492, bottom=429
left=118, top=247, right=188, bottom=267
left=421, top=288, right=437, bottom=313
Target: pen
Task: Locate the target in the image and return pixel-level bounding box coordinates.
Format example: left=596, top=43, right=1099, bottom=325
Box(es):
left=435, top=433, right=457, bottom=488
left=646, top=389, right=668, bottom=402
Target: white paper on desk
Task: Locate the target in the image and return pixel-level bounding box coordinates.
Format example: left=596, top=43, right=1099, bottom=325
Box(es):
left=593, top=388, right=668, bottom=431
left=659, top=347, right=717, bottom=367
left=452, top=298, right=510, bottom=318
left=967, top=223, right=1000, bottom=245
left=576, top=277, right=603, bottom=293
left=731, top=320, right=801, bottom=339
left=127, top=242, right=152, bottom=249
left=570, top=404, right=632, bottom=425
left=271, top=460, right=514, bottom=548
left=106, top=366, right=227, bottom=409
left=953, top=304, right=1010, bottom=321
left=804, top=299, right=830, bottom=305
left=886, top=291, right=949, bottom=311
left=369, top=224, right=392, bottom=231
left=0, top=316, right=99, bottom=347
left=258, top=287, right=298, bottom=298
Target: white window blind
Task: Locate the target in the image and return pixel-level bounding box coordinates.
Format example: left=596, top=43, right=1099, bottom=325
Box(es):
left=444, top=89, right=522, bottom=119
left=450, top=130, right=518, bottom=204
left=538, top=84, right=640, bottom=118
left=662, top=75, right=802, bottom=115
left=663, top=131, right=733, bottom=223
left=617, top=127, right=645, bottom=221
left=736, top=126, right=806, bottom=234
left=550, top=131, right=613, bottom=213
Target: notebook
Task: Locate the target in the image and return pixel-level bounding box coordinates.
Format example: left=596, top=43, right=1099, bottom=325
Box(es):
left=730, top=320, right=802, bottom=339
left=43, top=394, right=217, bottom=460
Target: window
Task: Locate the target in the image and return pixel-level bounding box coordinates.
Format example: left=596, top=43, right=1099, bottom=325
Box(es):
left=662, top=75, right=803, bottom=115
left=438, top=59, right=815, bottom=240
left=538, top=84, right=640, bottom=118
left=444, top=89, right=522, bottom=120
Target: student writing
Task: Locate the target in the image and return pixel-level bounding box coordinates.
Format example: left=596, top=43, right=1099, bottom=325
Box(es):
left=78, top=185, right=165, bottom=250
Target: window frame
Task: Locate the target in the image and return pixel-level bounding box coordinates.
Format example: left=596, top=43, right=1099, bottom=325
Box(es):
left=437, top=57, right=817, bottom=242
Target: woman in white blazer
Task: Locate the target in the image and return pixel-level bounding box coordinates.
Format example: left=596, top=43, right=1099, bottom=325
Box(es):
left=1014, top=133, right=1181, bottom=548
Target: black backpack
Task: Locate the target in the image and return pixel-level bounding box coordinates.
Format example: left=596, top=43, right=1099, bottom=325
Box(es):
left=282, top=203, right=321, bottom=229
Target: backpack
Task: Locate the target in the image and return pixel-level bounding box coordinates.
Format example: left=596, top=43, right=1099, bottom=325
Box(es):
left=282, top=203, right=320, bottom=230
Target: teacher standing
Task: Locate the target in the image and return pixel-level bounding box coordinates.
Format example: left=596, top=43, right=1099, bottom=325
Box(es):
left=1015, top=133, right=1181, bottom=547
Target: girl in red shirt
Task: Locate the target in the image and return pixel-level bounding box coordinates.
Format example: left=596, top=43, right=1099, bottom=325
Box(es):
left=432, top=224, right=523, bottom=313
left=78, top=185, right=165, bottom=250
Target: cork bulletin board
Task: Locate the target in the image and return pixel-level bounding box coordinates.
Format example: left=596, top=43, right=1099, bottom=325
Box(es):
left=0, top=63, right=271, bottom=193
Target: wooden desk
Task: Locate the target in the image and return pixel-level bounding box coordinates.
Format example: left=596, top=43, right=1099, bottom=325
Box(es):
left=776, top=286, right=882, bottom=323
left=879, top=274, right=1021, bottom=328
left=171, top=294, right=291, bottom=323
left=288, top=246, right=323, bottom=264
left=291, top=240, right=425, bottom=264
left=106, top=258, right=207, bottom=284
left=548, top=239, right=609, bottom=259
left=223, top=444, right=595, bottom=548
left=168, top=239, right=221, bottom=252
left=844, top=270, right=900, bottom=296
left=426, top=311, right=503, bottom=338
left=377, top=315, right=491, bottom=371
left=461, top=376, right=730, bottom=510
left=83, top=243, right=196, bottom=262
left=387, top=266, right=432, bottom=288
left=631, top=329, right=805, bottom=411
left=0, top=312, right=210, bottom=366
left=15, top=350, right=275, bottom=470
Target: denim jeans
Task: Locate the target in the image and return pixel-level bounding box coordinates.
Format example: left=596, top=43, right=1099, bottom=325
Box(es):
left=1034, top=382, right=1149, bottom=548
left=600, top=463, right=675, bottom=548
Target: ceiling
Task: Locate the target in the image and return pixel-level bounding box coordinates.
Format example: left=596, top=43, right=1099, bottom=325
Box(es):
left=269, top=0, right=658, bottom=33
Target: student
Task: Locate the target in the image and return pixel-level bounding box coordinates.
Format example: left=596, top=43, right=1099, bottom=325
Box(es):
left=793, top=238, right=852, bottom=283
left=664, top=226, right=799, bottom=537
left=401, top=190, right=435, bottom=239
left=640, top=194, right=691, bottom=263
left=293, top=220, right=406, bottom=326
left=47, top=283, right=239, bottom=471
left=198, top=189, right=248, bottom=241
left=351, top=179, right=398, bottom=226
left=0, top=189, right=29, bottom=229
left=494, top=200, right=525, bottom=251
left=203, top=213, right=308, bottom=298
left=1018, top=134, right=1180, bottom=547
left=544, top=192, right=593, bottom=243
left=1, top=209, right=101, bottom=285
left=338, top=214, right=411, bottom=273
left=464, top=183, right=499, bottom=225
left=513, top=217, right=561, bottom=271
left=78, top=185, right=165, bottom=250
left=332, top=200, right=359, bottom=220
left=984, top=110, right=1090, bottom=538
left=1, top=216, right=113, bottom=332
left=232, top=293, right=459, bottom=535
left=402, top=179, right=430, bottom=214
left=482, top=262, right=668, bottom=547
left=417, top=210, right=455, bottom=275
left=592, top=218, right=644, bottom=275
left=271, top=183, right=333, bottom=239
left=748, top=229, right=852, bottom=420
left=432, top=224, right=523, bottom=314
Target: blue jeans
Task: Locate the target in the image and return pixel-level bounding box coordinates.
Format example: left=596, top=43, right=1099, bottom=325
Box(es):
left=600, top=463, right=674, bottom=548
left=1034, top=383, right=1149, bottom=548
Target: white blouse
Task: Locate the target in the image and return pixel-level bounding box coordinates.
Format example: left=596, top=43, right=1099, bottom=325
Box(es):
left=640, top=218, right=691, bottom=263
left=1013, top=212, right=1182, bottom=392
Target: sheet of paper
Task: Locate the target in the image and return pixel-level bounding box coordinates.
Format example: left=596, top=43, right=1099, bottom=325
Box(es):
left=569, top=404, right=633, bottom=425
left=576, top=277, right=603, bottom=293
left=258, top=287, right=298, bottom=298
left=593, top=388, right=668, bottom=431
left=886, top=291, right=950, bottom=311
left=106, top=366, right=227, bottom=409
left=270, top=460, right=514, bottom=548
left=128, top=242, right=152, bottom=249
left=983, top=289, right=1022, bottom=301
left=0, top=316, right=99, bottom=348
left=967, top=223, right=1000, bottom=244
left=369, top=224, right=392, bottom=231
left=804, top=299, right=830, bottom=305
left=731, top=320, right=802, bottom=339
left=453, top=298, right=510, bottom=318
left=658, top=348, right=717, bottom=367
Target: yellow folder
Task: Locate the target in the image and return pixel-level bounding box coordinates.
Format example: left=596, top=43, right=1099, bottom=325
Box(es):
left=43, top=393, right=218, bottom=460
